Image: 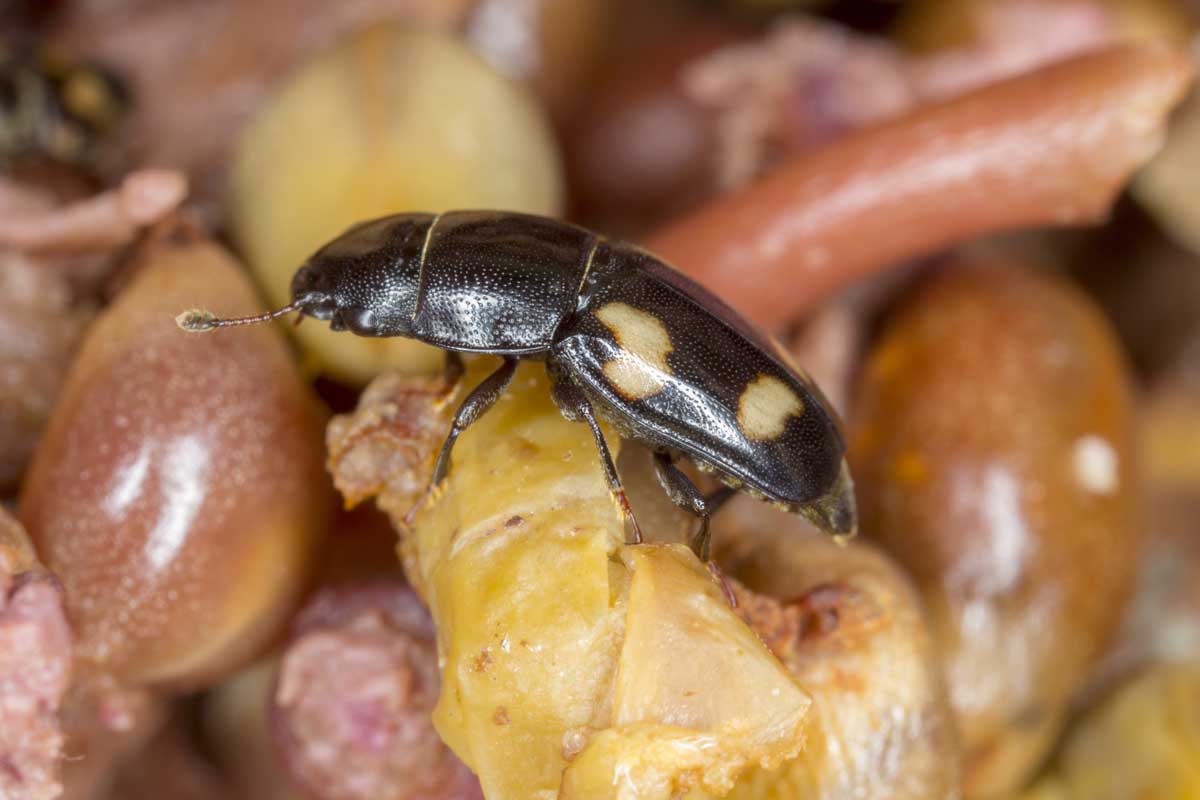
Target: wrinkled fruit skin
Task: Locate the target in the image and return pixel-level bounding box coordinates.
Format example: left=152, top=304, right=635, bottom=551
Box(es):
left=20, top=232, right=330, bottom=689
left=709, top=501, right=961, bottom=800
left=0, top=508, right=71, bottom=800
left=330, top=364, right=817, bottom=800
left=851, top=262, right=1139, bottom=798
left=273, top=583, right=482, bottom=800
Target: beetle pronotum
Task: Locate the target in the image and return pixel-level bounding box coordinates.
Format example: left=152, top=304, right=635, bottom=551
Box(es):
left=179, top=211, right=856, bottom=560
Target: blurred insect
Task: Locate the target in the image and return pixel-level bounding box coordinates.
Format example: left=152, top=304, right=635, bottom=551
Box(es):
left=0, top=42, right=128, bottom=167
left=178, top=211, right=856, bottom=560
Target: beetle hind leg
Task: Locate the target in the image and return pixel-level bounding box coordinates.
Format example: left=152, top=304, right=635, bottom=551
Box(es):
left=549, top=376, right=643, bottom=545
left=651, top=452, right=735, bottom=562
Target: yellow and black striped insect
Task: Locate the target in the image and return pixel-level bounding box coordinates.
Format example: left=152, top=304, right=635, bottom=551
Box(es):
left=0, top=43, right=127, bottom=167
left=179, top=211, right=856, bottom=560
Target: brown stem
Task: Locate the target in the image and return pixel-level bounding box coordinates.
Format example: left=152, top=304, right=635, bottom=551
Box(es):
left=0, top=170, right=187, bottom=254
left=647, top=44, right=1194, bottom=329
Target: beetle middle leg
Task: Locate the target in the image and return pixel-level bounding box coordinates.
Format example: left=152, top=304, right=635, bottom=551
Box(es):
left=651, top=452, right=735, bottom=562
left=549, top=376, right=643, bottom=545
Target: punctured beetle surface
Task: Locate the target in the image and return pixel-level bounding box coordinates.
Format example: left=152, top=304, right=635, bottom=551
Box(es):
left=181, top=210, right=856, bottom=556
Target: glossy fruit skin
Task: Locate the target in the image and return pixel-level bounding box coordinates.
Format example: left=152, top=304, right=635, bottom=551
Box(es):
left=20, top=235, right=329, bottom=689
left=288, top=210, right=854, bottom=536
left=850, top=262, right=1139, bottom=798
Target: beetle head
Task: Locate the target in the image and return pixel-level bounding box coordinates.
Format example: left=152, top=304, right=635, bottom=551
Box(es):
left=176, top=214, right=436, bottom=336
left=289, top=213, right=435, bottom=338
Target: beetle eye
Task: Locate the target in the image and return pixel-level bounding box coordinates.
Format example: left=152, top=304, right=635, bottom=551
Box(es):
left=343, top=307, right=378, bottom=336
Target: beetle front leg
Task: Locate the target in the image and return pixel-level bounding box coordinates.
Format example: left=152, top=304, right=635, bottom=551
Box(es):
left=429, top=356, right=518, bottom=488
left=403, top=356, right=517, bottom=528
left=651, top=452, right=735, bottom=562
left=549, top=376, right=643, bottom=545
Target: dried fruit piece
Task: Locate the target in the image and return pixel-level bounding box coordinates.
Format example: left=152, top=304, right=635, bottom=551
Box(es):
left=330, top=363, right=814, bottom=799
left=682, top=18, right=915, bottom=190
left=1135, top=88, right=1200, bottom=256
left=20, top=230, right=329, bottom=688
left=273, top=584, right=482, bottom=800
left=50, top=0, right=475, bottom=200
left=326, top=371, right=459, bottom=512
left=0, top=509, right=71, bottom=800
left=1023, top=664, right=1200, bottom=800
left=687, top=500, right=961, bottom=800
left=560, top=545, right=812, bottom=800
left=229, top=24, right=564, bottom=384
left=0, top=169, right=187, bottom=492
left=851, top=262, right=1139, bottom=797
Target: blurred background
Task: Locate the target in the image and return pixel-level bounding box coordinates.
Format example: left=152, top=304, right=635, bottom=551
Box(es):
left=2, top=0, right=1200, bottom=798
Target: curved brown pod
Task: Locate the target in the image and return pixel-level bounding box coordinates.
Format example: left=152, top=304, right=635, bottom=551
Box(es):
left=20, top=230, right=330, bottom=689
left=850, top=262, right=1139, bottom=798
left=647, top=45, right=1193, bottom=329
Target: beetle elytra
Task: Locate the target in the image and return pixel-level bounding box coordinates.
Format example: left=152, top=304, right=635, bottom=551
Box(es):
left=178, top=211, right=856, bottom=559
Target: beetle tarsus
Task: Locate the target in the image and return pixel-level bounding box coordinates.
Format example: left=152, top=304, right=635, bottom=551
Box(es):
left=707, top=561, right=738, bottom=609
left=403, top=479, right=446, bottom=529
left=614, top=488, right=643, bottom=545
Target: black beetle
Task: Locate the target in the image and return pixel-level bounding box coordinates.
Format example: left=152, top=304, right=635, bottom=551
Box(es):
left=179, top=211, right=856, bottom=559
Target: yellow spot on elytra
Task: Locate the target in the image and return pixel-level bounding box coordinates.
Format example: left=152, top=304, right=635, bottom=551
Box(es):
left=737, top=375, right=803, bottom=441
left=595, top=302, right=673, bottom=399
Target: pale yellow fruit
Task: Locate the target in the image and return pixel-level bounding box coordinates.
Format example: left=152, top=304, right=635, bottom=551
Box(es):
left=1022, top=663, right=1200, bottom=800
left=399, top=362, right=812, bottom=799
left=229, top=24, right=564, bottom=384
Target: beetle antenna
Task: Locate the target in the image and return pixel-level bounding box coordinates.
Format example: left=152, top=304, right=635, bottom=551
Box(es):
left=175, top=302, right=300, bottom=332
